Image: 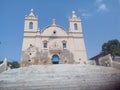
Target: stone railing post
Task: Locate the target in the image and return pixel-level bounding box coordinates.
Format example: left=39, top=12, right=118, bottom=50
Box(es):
left=0, top=58, right=8, bottom=73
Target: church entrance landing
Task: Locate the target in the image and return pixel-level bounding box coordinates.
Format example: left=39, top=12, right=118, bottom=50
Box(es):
left=52, top=55, right=59, bottom=64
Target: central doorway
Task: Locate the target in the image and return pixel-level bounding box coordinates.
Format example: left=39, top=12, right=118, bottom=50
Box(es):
left=52, top=54, right=59, bottom=64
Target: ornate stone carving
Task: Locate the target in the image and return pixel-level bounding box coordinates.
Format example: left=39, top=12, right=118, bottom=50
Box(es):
left=49, top=42, right=62, bottom=53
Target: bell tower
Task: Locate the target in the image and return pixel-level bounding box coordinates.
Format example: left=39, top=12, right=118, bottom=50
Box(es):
left=69, top=11, right=82, bottom=32
left=24, top=9, right=38, bottom=31
left=68, top=11, right=88, bottom=63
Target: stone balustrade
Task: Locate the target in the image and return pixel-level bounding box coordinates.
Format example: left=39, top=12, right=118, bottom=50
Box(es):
left=0, top=58, right=7, bottom=73
left=112, top=61, right=120, bottom=69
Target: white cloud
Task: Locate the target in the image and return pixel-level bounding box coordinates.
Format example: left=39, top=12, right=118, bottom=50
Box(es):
left=95, top=0, right=108, bottom=13
left=78, top=9, right=92, bottom=19
left=65, top=10, right=92, bottom=20
left=98, top=4, right=108, bottom=12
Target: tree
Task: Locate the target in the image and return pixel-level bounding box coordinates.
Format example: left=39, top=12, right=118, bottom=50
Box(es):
left=0, top=61, right=3, bottom=64
left=101, top=39, right=120, bottom=58
left=0, top=60, right=19, bottom=69
left=8, top=61, right=20, bottom=69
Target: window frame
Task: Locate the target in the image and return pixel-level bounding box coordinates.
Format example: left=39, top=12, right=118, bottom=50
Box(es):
left=62, top=40, right=67, bottom=49
left=43, top=42, right=47, bottom=48
left=43, top=40, right=48, bottom=49
left=29, top=22, right=33, bottom=29
left=74, top=23, right=78, bottom=30
left=63, top=43, right=66, bottom=49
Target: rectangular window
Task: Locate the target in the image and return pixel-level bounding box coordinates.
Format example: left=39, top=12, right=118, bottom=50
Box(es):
left=44, top=43, right=47, bottom=48
left=63, top=43, right=66, bottom=48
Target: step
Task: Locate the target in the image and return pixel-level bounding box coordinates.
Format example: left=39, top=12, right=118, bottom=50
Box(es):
left=0, top=64, right=120, bottom=90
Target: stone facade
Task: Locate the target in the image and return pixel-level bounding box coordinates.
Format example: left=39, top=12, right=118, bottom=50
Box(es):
left=21, top=9, right=88, bottom=67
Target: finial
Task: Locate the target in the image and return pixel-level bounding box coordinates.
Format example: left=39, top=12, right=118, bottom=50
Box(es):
left=4, top=57, right=7, bottom=60
left=52, top=19, right=56, bottom=25
left=72, top=11, right=75, bottom=14
left=72, top=10, right=77, bottom=18
left=31, top=8, right=34, bottom=12
left=29, top=8, right=35, bottom=17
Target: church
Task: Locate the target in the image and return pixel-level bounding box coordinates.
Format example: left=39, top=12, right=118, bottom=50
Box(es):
left=21, top=9, right=88, bottom=67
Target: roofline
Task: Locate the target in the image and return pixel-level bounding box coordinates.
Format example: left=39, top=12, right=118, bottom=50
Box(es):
left=41, top=25, right=68, bottom=33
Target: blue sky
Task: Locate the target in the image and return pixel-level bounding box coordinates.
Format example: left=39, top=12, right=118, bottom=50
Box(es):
left=0, top=0, right=120, bottom=62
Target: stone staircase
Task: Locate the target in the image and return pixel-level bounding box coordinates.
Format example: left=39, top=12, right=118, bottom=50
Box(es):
left=0, top=64, right=120, bottom=90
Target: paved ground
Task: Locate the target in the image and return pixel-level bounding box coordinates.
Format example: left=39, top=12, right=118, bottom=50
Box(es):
left=0, top=64, right=120, bottom=90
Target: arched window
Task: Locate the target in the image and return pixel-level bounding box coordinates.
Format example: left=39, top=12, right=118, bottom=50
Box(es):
left=74, top=23, right=78, bottom=30
left=29, top=22, right=33, bottom=29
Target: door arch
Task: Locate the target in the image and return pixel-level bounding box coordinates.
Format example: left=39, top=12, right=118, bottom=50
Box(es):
left=52, top=54, right=59, bottom=64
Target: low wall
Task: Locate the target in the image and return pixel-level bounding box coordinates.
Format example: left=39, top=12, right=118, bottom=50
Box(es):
left=99, top=54, right=113, bottom=67
left=0, top=58, right=7, bottom=73
left=112, top=61, right=120, bottom=69
left=87, top=60, right=96, bottom=65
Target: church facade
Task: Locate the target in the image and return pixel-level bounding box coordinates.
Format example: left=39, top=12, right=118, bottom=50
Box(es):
left=21, top=9, right=87, bottom=67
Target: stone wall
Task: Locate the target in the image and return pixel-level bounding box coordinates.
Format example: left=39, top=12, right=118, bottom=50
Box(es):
left=87, top=60, right=96, bottom=65
left=114, top=56, right=120, bottom=62
left=0, top=58, right=7, bottom=73
left=99, top=54, right=113, bottom=67
left=21, top=45, right=75, bottom=67
left=98, top=54, right=120, bottom=69
left=112, top=61, right=120, bottom=69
